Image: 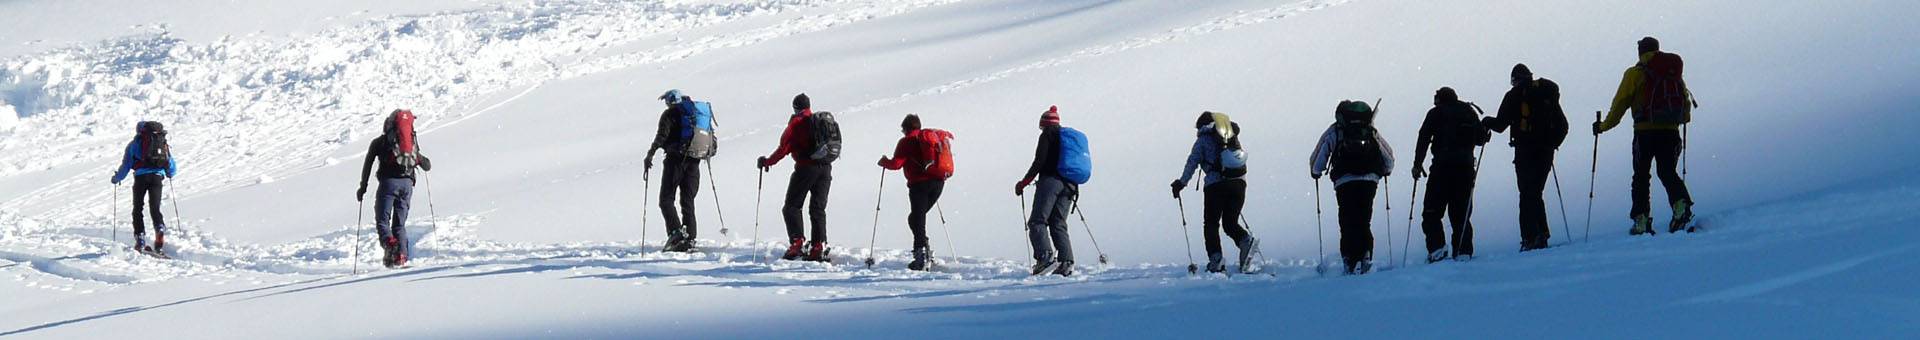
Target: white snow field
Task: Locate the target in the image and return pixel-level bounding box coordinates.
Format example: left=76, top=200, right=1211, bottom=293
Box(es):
left=3, top=0, right=1918, bottom=338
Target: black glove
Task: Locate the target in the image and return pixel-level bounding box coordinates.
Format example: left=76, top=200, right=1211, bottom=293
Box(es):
left=1311, top=172, right=1322, bottom=180
left=1170, top=180, right=1185, bottom=198
left=756, top=156, right=770, bottom=172
left=356, top=187, right=367, bottom=202
left=643, top=153, right=655, bottom=170
left=1592, top=121, right=1607, bottom=135
left=1412, top=167, right=1426, bottom=180
left=418, top=156, right=433, bottom=172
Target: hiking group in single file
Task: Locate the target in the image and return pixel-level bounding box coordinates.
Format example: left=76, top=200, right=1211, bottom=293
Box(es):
left=108, top=37, right=1699, bottom=276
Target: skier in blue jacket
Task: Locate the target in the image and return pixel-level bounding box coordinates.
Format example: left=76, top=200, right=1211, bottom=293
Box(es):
left=112, top=122, right=179, bottom=254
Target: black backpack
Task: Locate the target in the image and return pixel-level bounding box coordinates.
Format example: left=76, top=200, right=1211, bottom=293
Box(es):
left=1331, top=102, right=1385, bottom=178
left=1434, top=102, right=1491, bottom=152
left=135, top=121, right=172, bottom=169
left=806, top=111, right=842, bottom=163
left=1520, top=79, right=1570, bottom=149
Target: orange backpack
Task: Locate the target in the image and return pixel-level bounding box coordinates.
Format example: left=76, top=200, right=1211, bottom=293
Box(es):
left=916, top=129, right=955, bottom=179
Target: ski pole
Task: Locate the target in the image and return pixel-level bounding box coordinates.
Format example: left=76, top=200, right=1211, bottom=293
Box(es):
left=1175, top=196, right=1197, bottom=275
left=1070, top=199, right=1109, bottom=265
left=1551, top=164, right=1573, bottom=246
left=422, top=171, right=440, bottom=260
left=1383, top=176, right=1393, bottom=269
left=752, top=170, right=765, bottom=262
left=936, top=202, right=957, bottom=265
left=167, top=178, right=183, bottom=249
left=1403, top=176, right=1418, bottom=267
left=706, top=162, right=728, bottom=237
left=1312, top=179, right=1326, bottom=275
left=1586, top=111, right=1600, bottom=243
left=641, top=167, right=651, bottom=252
left=864, top=169, right=886, bottom=269
left=355, top=195, right=365, bottom=274
left=1238, top=215, right=1273, bottom=274
left=1018, top=192, right=1031, bottom=261
left=112, top=184, right=119, bottom=251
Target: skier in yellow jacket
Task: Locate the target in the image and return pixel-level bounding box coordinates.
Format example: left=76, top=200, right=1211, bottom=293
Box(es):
left=1594, top=36, right=1696, bottom=235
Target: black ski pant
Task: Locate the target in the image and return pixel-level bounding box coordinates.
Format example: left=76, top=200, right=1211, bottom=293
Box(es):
left=1335, top=181, right=1377, bottom=264
left=658, top=154, right=700, bottom=240
left=783, top=163, right=832, bottom=242
left=1026, top=175, right=1076, bottom=263
left=1202, top=179, right=1252, bottom=260
left=1421, top=162, right=1475, bottom=255
left=374, top=177, right=415, bottom=256
left=1514, top=146, right=1555, bottom=244
left=1631, top=130, right=1692, bottom=219
left=906, top=180, right=945, bottom=250
left=130, top=174, right=167, bottom=238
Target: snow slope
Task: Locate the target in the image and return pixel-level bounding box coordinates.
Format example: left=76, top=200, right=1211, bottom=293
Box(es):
left=2, top=0, right=1917, bottom=338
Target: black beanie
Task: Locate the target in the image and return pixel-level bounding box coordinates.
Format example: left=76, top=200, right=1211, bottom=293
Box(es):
left=792, top=93, right=811, bottom=110
left=1434, top=87, right=1458, bottom=105
left=1638, top=37, right=1660, bottom=54
left=1511, top=63, right=1533, bottom=81
left=901, top=114, right=921, bottom=130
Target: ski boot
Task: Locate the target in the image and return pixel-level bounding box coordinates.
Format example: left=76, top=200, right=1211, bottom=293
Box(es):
left=664, top=231, right=696, bottom=253
left=1629, top=214, right=1655, bottom=236
left=152, top=226, right=167, bottom=252
left=1426, top=249, right=1450, bottom=264
left=1344, top=257, right=1373, bottom=275
left=1669, top=199, right=1695, bottom=233
left=1205, top=253, right=1227, bottom=274
left=803, top=241, right=831, bottom=262
left=1030, top=258, right=1059, bottom=276
left=1236, top=237, right=1262, bottom=274
left=781, top=238, right=806, bottom=261
left=381, top=236, right=400, bottom=268
left=1053, top=260, right=1074, bottom=277
left=133, top=235, right=152, bottom=254
left=1519, top=237, right=1548, bottom=252
left=907, top=247, right=932, bottom=271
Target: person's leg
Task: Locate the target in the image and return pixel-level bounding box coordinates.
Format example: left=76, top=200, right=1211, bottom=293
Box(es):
left=1048, top=182, right=1076, bottom=264
left=677, top=158, right=701, bottom=239
left=1219, top=179, right=1251, bottom=247
left=1202, top=182, right=1226, bottom=260
left=390, top=178, right=414, bottom=257
left=1516, top=149, right=1551, bottom=243
left=806, top=164, right=832, bottom=243
left=1631, top=133, right=1655, bottom=220
left=907, top=181, right=937, bottom=250
left=782, top=169, right=809, bottom=240
left=131, top=175, right=153, bottom=238
left=1650, top=131, right=1691, bottom=208
left=1335, top=181, right=1378, bottom=266
left=1421, top=168, right=1450, bottom=254
left=658, top=156, right=685, bottom=238
left=1026, top=177, right=1063, bottom=261
left=1448, top=166, right=1476, bottom=255
left=373, top=179, right=397, bottom=244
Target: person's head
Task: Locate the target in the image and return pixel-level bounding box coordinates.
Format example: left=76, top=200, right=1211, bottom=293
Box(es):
left=1638, top=36, right=1660, bottom=55
left=1434, top=87, right=1459, bottom=105
left=900, top=114, right=922, bottom=135
left=1039, top=105, right=1060, bottom=129
left=1510, top=63, right=1533, bottom=87
left=659, top=89, right=684, bottom=105
left=1194, top=111, right=1215, bottom=129
left=792, top=93, right=811, bottom=113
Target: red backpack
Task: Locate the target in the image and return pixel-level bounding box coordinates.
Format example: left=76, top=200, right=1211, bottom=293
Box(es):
left=1637, top=52, right=1692, bottom=124
left=387, top=109, right=421, bottom=171
left=915, top=129, right=955, bottom=179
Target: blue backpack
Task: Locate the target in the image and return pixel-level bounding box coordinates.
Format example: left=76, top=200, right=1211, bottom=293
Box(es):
left=677, top=101, right=717, bottom=159
left=1056, top=127, right=1092, bottom=184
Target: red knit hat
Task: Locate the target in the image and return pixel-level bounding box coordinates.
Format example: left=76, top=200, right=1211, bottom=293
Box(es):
left=1039, top=105, right=1061, bottom=127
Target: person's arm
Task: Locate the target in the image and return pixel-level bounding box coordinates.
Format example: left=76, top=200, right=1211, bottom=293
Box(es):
left=1177, top=135, right=1206, bottom=184
left=1022, top=129, right=1056, bottom=183
left=166, top=153, right=179, bottom=178
left=1376, top=129, right=1396, bottom=177
left=1308, top=126, right=1337, bottom=178
left=1486, top=91, right=1519, bottom=133
left=360, top=141, right=378, bottom=187
left=1599, top=66, right=1642, bottom=133
left=1412, top=108, right=1440, bottom=170
left=649, top=109, right=674, bottom=154
left=880, top=137, right=911, bottom=170
left=112, top=140, right=135, bottom=184
left=762, top=115, right=800, bottom=167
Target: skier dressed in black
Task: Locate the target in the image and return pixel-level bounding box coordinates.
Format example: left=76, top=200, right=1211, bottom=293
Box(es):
left=1309, top=101, right=1394, bottom=275
left=1411, top=87, right=1490, bottom=261
left=1484, top=64, right=1569, bottom=251
left=645, top=89, right=702, bottom=252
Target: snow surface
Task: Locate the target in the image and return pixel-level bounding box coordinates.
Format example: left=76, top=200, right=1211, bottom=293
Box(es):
left=2, top=0, right=1918, bottom=338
